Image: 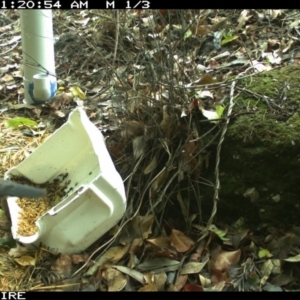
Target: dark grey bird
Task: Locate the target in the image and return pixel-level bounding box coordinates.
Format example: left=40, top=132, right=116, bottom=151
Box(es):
left=0, top=178, right=46, bottom=198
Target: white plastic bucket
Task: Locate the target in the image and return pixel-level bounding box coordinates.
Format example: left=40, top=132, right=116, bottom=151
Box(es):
left=5, top=107, right=126, bottom=253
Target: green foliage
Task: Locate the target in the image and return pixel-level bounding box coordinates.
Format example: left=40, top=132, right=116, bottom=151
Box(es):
left=5, top=117, right=37, bottom=128
left=258, top=248, right=271, bottom=258
left=221, top=29, right=238, bottom=45
left=184, top=29, right=192, bottom=40
left=216, top=105, right=225, bottom=118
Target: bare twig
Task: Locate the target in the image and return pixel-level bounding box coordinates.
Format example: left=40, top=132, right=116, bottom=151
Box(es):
left=112, top=10, right=120, bottom=67
left=186, top=77, right=236, bottom=247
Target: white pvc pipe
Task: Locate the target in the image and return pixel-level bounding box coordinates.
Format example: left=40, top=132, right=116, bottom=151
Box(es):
left=33, top=73, right=52, bottom=100
left=19, top=10, right=57, bottom=104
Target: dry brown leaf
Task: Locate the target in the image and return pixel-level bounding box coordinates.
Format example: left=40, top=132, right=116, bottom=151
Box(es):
left=180, top=261, right=207, bottom=275
left=113, top=265, right=145, bottom=284
left=270, top=9, right=283, bottom=19
left=268, top=38, right=279, bottom=48
left=139, top=283, right=157, bottom=291
left=174, top=274, right=188, bottom=291
left=150, top=249, right=177, bottom=259
left=210, top=281, right=226, bottom=291
left=198, top=15, right=207, bottom=25
left=285, top=254, right=300, bottom=262
left=281, top=39, right=294, bottom=53
left=102, top=245, right=130, bottom=267
left=170, top=229, right=195, bottom=253
left=210, top=268, right=224, bottom=284
left=182, top=141, right=199, bottom=175
left=51, top=254, right=73, bottom=277
left=1, top=74, right=14, bottom=82
left=237, top=9, right=252, bottom=31
left=158, top=9, right=168, bottom=17
left=71, top=253, right=89, bottom=264
left=194, top=25, right=212, bottom=36
left=199, top=73, right=214, bottom=85
left=131, top=214, right=154, bottom=239
left=211, top=18, right=228, bottom=32
left=199, top=274, right=211, bottom=287
left=214, top=249, right=241, bottom=272
left=154, top=272, right=167, bottom=291
left=132, top=136, right=145, bottom=160
left=85, top=245, right=130, bottom=276
left=190, top=240, right=206, bottom=261
left=270, top=273, right=294, bottom=287
left=137, top=258, right=180, bottom=272
left=143, top=156, right=157, bottom=174
left=106, top=268, right=127, bottom=291
left=144, top=271, right=154, bottom=284
left=160, top=105, right=177, bottom=137
left=120, top=215, right=154, bottom=245
left=128, top=238, right=143, bottom=268
left=14, top=255, right=35, bottom=267
left=271, top=234, right=294, bottom=260
left=147, top=236, right=170, bottom=249
left=260, top=259, right=274, bottom=285
left=231, top=229, right=249, bottom=249
left=150, top=169, right=168, bottom=200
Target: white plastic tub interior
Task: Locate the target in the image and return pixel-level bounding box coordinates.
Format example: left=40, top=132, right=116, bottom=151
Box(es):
left=5, top=107, right=126, bottom=253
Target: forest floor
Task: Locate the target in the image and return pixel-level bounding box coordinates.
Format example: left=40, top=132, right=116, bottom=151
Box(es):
left=0, top=9, right=300, bottom=291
